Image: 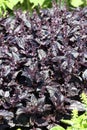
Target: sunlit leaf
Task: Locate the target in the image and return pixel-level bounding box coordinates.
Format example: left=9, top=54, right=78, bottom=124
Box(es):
left=50, top=125, right=65, bottom=130
left=19, top=0, right=24, bottom=4
left=5, top=0, right=20, bottom=10
left=30, top=0, right=45, bottom=7
left=71, top=0, right=84, bottom=7
left=61, top=119, right=74, bottom=126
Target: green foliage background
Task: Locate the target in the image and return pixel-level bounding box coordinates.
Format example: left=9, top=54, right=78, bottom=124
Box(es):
left=0, top=0, right=87, bottom=17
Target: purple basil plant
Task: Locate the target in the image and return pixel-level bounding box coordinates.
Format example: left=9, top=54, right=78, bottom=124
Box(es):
left=0, top=4, right=87, bottom=130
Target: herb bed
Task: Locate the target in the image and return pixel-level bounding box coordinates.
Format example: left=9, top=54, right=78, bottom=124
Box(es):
left=0, top=5, right=87, bottom=130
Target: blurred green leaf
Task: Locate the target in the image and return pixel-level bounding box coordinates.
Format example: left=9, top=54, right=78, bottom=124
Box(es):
left=50, top=125, right=65, bottom=130
left=6, top=0, right=20, bottom=10
left=30, top=0, right=45, bottom=7
left=71, top=0, right=84, bottom=7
